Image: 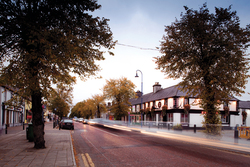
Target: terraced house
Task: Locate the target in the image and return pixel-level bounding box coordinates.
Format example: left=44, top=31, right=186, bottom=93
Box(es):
left=129, top=82, right=242, bottom=129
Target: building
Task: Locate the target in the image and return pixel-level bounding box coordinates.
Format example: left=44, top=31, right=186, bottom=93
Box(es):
left=129, top=82, right=240, bottom=128
left=238, top=101, right=250, bottom=126
left=0, top=86, right=30, bottom=129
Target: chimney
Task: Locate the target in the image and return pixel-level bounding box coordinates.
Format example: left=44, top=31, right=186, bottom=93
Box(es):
left=136, top=90, right=142, bottom=98
left=153, top=82, right=161, bottom=93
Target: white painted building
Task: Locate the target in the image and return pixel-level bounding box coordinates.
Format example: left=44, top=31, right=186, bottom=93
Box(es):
left=129, top=83, right=240, bottom=129
left=238, top=101, right=250, bottom=127
left=0, top=86, right=25, bottom=129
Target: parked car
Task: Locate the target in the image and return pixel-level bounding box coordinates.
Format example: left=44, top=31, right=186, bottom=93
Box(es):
left=59, top=119, right=74, bottom=130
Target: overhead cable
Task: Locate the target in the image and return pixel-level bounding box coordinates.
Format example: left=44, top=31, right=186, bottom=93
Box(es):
left=117, top=43, right=159, bottom=51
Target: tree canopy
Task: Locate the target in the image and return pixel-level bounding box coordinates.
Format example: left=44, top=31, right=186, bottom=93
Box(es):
left=70, top=101, right=85, bottom=118
left=70, top=98, right=96, bottom=119
left=48, top=82, right=74, bottom=119
left=92, top=94, right=107, bottom=118
left=0, top=0, right=115, bottom=148
left=103, top=77, right=136, bottom=120
left=155, top=4, right=250, bottom=134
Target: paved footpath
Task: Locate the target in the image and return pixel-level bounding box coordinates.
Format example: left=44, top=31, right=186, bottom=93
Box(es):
left=0, top=122, right=76, bottom=167
left=119, top=124, right=250, bottom=155
left=98, top=120, right=250, bottom=155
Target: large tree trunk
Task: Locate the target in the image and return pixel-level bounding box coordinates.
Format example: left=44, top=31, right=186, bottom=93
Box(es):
left=203, top=74, right=221, bottom=135
left=32, top=91, right=45, bottom=149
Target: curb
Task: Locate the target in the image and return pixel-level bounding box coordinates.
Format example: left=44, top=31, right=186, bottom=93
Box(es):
left=70, top=131, right=77, bottom=167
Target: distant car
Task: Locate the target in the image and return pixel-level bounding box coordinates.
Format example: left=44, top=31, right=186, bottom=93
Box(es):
left=87, top=119, right=96, bottom=125
left=83, top=119, right=88, bottom=124
left=59, top=119, right=74, bottom=130
left=79, top=118, right=84, bottom=122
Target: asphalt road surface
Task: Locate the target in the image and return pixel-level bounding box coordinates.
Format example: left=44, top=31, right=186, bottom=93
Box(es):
left=71, top=122, right=250, bottom=167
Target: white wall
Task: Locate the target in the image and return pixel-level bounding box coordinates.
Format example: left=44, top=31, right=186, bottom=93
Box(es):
left=230, top=115, right=242, bottom=127
left=150, top=102, right=153, bottom=109
left=189, top=98, right=203, bottom=110
left=132, top=106, right=135, bottom=112
left=178, top=97, right=184, bottom=109
left=189, top=113, right=204, bottom=127
left=173, top=113, right=180, bottom=125
left=229, top=101, right=237, bottom=111
left=246, top=109, right=250, bottom=126
left=218, top=104, right=224, bottom=111
left=6, top=90, right=11, bottom=101
left=136, top=105, right=140, bottom=112
left=168, top=98, right=174, bottom=109
left=155, top=100, right=160, bottom=109
left=156, top=114, right=159, bottom=125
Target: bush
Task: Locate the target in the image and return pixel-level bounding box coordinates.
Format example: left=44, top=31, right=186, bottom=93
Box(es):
left=172, top=124, right=182, bottom=130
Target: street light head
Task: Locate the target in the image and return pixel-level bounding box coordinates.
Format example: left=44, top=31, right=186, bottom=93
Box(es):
left=135, top=72, right=139, bottom=78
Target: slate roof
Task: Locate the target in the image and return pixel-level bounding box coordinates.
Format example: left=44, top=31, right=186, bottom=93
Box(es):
left=239, top=101, right=250, bottom=109
left=129, top=84, right=239, bottom=106
left=129, top=85, right=188, bottom=105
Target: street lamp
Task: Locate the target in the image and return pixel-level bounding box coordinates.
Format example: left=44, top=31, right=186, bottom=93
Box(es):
left=135, top=70, right=143, bottom=127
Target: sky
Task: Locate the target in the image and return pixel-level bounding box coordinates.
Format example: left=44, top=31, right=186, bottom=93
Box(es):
left=72, top=0, right=250, bottom=105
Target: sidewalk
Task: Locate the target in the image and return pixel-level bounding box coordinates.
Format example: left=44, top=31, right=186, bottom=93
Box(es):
left=123, top=124, right=250, bottom=154
left=99, top=119, right=250, bottom=155
left=0, top=122, right=76, bottom=167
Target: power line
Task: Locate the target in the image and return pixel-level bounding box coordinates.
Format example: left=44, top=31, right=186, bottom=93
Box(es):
left=117, top=43, right=159, bottom=51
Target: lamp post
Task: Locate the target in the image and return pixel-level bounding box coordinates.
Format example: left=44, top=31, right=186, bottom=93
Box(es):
left=135, top=70, right=143, bottom=127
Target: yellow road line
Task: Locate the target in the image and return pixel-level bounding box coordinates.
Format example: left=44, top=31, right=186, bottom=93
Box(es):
left=85, top=153, right=95, bottom=167
left=81, top=154, right=89, bottom=167
left=81, top=153, right=95, bottom=167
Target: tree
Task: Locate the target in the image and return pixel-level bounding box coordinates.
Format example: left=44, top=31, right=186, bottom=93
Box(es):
left=155, top=4, right=250, bottom=135
left=70, top=99, right=96, bottom=119
left=103, top=77, right=136, bottom=120
left=0, top=0, right=115, bottom=148
left=84, top=98, right=96, bottom=119
left=48, top=82, right=74, bottom=119
left=70, top=101, right=85, bottom=118
left=92, top=94, right=107, bottom=118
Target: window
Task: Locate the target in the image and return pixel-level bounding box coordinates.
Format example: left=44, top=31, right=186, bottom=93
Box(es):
left=164, top=99, right=168, bottom=106
left=221, top=115, right=229, bottom=123
left=167, top=113, right=173, bottom=122
left=184, top=98, right=188, bottom=105
left=181, top=113, right=189, bottom=123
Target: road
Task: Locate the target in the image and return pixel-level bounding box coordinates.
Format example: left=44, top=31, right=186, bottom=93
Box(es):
left=71, top=122, right=250, bottom=167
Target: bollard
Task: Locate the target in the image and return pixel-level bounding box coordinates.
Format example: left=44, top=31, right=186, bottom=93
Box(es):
left=5, top=124, right=7, bottom=134
left=53, top=121, right=55, bottom=128
left=234, top=126, right=238, bottom=139
left=23, top=122, right=25, bottom=130
left=194, top=124, right=196, bottom=133
left=168, top=123, right=170, bottom=130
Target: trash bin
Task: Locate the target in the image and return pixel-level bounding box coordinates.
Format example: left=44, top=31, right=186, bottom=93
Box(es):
left=27, top=123, right=34, bottom=142
left=26, top=126, right=29, bottom=140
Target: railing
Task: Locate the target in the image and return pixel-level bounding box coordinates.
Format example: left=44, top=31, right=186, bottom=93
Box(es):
left=88, top=118, right=202, bottom=129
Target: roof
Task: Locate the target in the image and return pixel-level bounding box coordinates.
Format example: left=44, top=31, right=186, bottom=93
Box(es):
left=129, top=85, right=187, bottom=105
left=239, top=101, right=250, bottom=109
left=129, top=84, right=239, bottom=105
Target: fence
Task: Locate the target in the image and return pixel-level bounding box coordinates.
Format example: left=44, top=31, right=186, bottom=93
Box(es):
left=89, top=118, right=203, bottom=130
